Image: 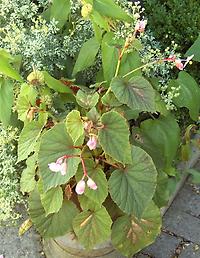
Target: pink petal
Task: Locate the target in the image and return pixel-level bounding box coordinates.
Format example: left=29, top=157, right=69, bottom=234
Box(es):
left=60, top=161, right=67, bottom=176
left=175, top=60, right=184, bottom=70
left=75, top=180, right=86, bottom=195
left=0, top=255, right=4, bottom=258
left=87, top=135, right=97, bottom=150
left=87, top=177, right=97, bottom=190
left=48, top=162, right=61, bottom=172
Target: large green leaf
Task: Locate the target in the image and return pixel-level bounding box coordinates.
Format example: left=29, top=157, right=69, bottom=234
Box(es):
left=40, top=186, right=63, bottom=216
left=76, top=90, right=99, bottom=109
left=44, top=0, right=71, bottom=29
left=186, top=34, right=200, bottom=62
left=101, top=32, right=119, bottom=83
left=73, top=206, right=112, bottom=249
left=20, top=154, right=37, bottom=193
left=66, top=110, right=84, bottom=144
left=109, top=145, right=157, bottom=218
left=133, top=115, right=180, bottom=170
left=17, top=117, right=47, bottom=162
left=16, top=83, right=38, bottom=121
left=0, top=78, right=13, bottom=126
left=43, top=71, right=73, bottom=94
left=171, top=72, right=200, bottom=121
left=0, top=52, right=22, bottom=81
left=98, top=111, right=132, bottom=165
left=38, top=123, right=81, bottom=191
left=93, top=0, right=132, bottom=22
left=29, top=188, right=78, bottom=238
left=111, top=202, right=161, bottom=257
left=76, top=160, right=108, bottom=206
left=72, top=37, right=100, bottom=76
left=111, top=76, right=156, bottom=112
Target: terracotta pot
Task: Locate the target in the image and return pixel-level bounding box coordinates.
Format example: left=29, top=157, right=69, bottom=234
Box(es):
left=43, top=232, right=125, bottom=258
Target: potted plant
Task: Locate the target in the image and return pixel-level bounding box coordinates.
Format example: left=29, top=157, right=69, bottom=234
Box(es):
left=0, top=0, right=200, bottom=257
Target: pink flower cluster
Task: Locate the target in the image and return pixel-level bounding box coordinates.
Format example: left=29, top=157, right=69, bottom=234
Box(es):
left=48, top=156, right=67, bottom=176
left=164, top=55, right=194, bottom=70
left=75, top=176, right=97, bottom=195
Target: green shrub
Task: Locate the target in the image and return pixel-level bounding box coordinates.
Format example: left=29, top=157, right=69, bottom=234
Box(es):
left=143, top=0, right=200, bottom=53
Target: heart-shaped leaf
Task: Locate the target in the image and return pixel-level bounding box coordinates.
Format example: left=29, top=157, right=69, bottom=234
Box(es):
left=73, top=206, right=112, bottom=249
left=29, top=188, right=78, bottom=238
left=111, top=201, right=161, bottom=257
left=109, top=145, right=157, bottom=218
left=111, top=76, right=156, bottom=112
left=98, top=111, right=132, bottom=165
left=76, top=90, right=99, bottom=109
left=38, top=123, right=81, bottom=191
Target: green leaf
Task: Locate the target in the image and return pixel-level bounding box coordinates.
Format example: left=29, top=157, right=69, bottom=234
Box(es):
left=20, top=154, right=37, bottom=193
left=101, top=91, right=121, bottom=107
left=66, top=110, right=84, bottom=144
left=76, top=90, right=99, bottom=109
left=41, top=186, right=63, bottom=216
left=111, top=76, right=156, bottom=112
left=186, top=168, right=200, bottom=184
left=43, top=71, right=73, bottom=94
left=18, top=118, right=47, bottom=162
left=133, top=115, right=180, bottom=170
left=91, top=11, right=110, bottom=32
left=72, top=37, right=100, bottom=76
left=101, top=32, right=119, bottom=83
left=109, top=145, right=157, bottom=218
left=73, top=206, right=112, bottom=249
left=38, top=123, right=81, bottom=191
left=118, top=50, right=142, bottom=79
left=0, top=52, right=22, bottom=81
left=86, top=107, right=100, bottom=123
left=29, top=188, right=78, bottom=238
left=111, top=202, right=161, bottom=257
left=16, top=83, right=38, bottom=121
left=172, top=72, right=200, bottom=121
left=98, top=111, right=132, bottom=164
left=186, top=34, right=200, bottom=62
left=0, top=78, right=13, bottom=126
left=78, top=195, right=99, bottom=211
left=93, top=0, right=133, bottom=22
left=45, top=0, right=71, bottom=29
left=76, top=160, right=108, bottom=205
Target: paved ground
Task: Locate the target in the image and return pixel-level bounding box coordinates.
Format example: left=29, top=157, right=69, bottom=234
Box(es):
left=0, top=164, right=200, bottom=258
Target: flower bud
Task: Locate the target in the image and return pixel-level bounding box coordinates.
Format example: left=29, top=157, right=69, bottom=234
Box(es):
left=87, top=177, right=97, bottom=190
left=87, top=135, right=97, bottom=150
left=48, top=162, right=61, bottom=172
left=60, top=160, right=67, bottom=175
left=175, top=59, right=184, bottom=70
left=75, top=180, right=86, bottom=195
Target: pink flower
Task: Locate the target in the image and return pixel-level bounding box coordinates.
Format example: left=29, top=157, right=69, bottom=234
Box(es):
left=48, top=157, right=67, bottom=176
left=75, top=180, right=86, bottom=195
left=87, top=135, right=97, bottom=150
left=175, top=59, right=184, bottom=70
left=87, top=177, right=97, bottom=190
left=135, top=20, right=147, bottom=33
left=0, top=255, right=4, bottom=258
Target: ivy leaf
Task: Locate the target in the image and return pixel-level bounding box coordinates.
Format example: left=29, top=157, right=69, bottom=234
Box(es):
left=43, top=71, right=73, bottom=94
left=111, top=76, right=156, bottom=112
left=66, top=110, right=84, bottom=144
left=40, top=186, right=63, bottom=216
left=16, top=83, right=38, bottom=121
left=20, top=154, right=37, bottom=193
left=72, top=37, right=100, bottom=76
left=29, top=188, right=78, bottom=238
left=73, top=206, right=112, bottom=249
left=17, top=117, right=47, bottom=162
left=109, top=145, right=157, bottom=218
left=93, top=0, right=132, bottom=22
left=98, top=111, right=132, bottom=165
left=76, top=90, right=99, bottom=109
left=111, top=202, right=161, bottom=257
left=133, top=115, right=180, bottom=170
left=38, top=123, right=81, bottom=191
left=0, top=78, right=13, bottom=126
left=171, top=72, right=200, bottom=121
left=44, top=0, right=71, bottom=29
left=76, top=160, right=108, bottom=205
